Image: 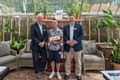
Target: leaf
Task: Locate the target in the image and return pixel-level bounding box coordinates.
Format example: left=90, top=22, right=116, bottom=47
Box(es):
left=102, top=10, right=113, bottom=19
left=10, top=37, right=27, bottom=53
left=0, top=20, right=17, bottom=35
left=111, top=39, right=119, bottom=46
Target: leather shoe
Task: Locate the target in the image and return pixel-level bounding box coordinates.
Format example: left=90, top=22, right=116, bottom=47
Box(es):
left=64, top=75, right=69, bottom=80
left=35, top=73, right=41, bottom=79
left=40, top=71, right=49, bottom=75
left=77, top=76, right=82, bottom=80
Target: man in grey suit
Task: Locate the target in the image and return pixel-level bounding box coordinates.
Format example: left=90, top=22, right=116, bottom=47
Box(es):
left=30, top=14, right=48, bottom=79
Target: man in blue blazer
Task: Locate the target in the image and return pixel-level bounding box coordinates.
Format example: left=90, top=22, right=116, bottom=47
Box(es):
left=30, top=14, right=48, bottom=79
left=63, top=15, right=83, bottom=80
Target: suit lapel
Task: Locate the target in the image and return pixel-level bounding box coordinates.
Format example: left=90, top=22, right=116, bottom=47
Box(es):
left=73, top=24, right=76, bottom=39
left=42, top=24, right=44, bottom=35
left=68, top=25, right=70, bottom=40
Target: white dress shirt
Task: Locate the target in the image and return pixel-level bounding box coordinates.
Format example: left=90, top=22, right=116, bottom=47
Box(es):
left=70, top=25, right=74, bottom=41
left=38, top=23, right=43, bottom=35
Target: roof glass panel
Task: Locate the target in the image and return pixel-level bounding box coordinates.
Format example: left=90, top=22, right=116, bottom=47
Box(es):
left=0, top=0, right=119, bottom=15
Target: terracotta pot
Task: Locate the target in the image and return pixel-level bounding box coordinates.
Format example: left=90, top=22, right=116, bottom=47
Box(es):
left=44, top=16, right=48, bottom=20
left=76, top=14, right=80, bottom=20
left=113, top=62, right=120, bottom=70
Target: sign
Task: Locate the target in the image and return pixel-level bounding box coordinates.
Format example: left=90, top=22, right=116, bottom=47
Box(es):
left=49, top=36, right=61, bottom=41
left=101, top=70, right=120, bottom=80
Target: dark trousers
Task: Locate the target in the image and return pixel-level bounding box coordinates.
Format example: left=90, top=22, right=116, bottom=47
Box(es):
left=32, top=48, right=47, bottom=74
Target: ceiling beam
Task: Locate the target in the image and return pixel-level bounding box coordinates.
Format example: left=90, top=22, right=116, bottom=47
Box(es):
left=107, top=0, right=113, bottom=11
left=88, top=0, right=93, bottom=13
left=97, top=0, right=103, bottom=14
left=115, top=3, right=120, bottom=14
left=79, top=0, right=84, bottom=18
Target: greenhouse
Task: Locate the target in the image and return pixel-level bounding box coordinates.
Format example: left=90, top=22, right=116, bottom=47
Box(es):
left=0, top=0, right=120, bottom=80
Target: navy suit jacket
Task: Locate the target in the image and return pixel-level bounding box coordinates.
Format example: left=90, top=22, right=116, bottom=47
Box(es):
left=63, top=24, right=84, bottom=52
left=30, top=22, right=48, bottom=51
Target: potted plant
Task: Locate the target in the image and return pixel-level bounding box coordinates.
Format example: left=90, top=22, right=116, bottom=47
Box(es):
left=34, top=10, right=40, bottom=15
left=109, top=39, right=120, bottom=70
left=43, top=6, right=47, bottom=19
left=10, top=36, right=27, bottom=54
left=72, top=2, right=81, bottom=20
left=92, top=10, right=120, bottom=70
left=92, top=10, right=117, bottom=40
left=0, top=20, right=17, bottom=42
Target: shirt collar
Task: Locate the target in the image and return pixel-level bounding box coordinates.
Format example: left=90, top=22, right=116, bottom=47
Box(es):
left=37, top=22, right=42, bottom=26
left=69, top=24, right=75, bottom=27
left=52, top=27, right=59, bottom=31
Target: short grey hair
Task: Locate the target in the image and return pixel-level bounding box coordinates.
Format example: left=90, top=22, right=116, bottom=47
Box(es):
left=37, top=14, right=43, bottom=18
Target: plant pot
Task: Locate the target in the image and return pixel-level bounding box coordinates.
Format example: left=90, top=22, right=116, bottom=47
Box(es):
left=44, top=16, right=48, bottom=20
left=76, top=14, right=80, bottom=20
left=113, top=62, right=120, bottom=70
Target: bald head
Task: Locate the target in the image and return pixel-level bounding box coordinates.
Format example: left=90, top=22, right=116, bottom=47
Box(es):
left=36, top=14, right=43, bottom=24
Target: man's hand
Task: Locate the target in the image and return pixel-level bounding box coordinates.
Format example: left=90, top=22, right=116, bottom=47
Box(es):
left=67, top=40, right=73, bottom=46
left=52, top=41, right=59, bottom=45
left=39, top=42, right=45, bottom=47
left=67, top=40, right=78, bottom=46
left=73, top=40, right=78, bottom=45
left=69, top=41, right=75, bottom=46
left=50, top=40, right=59, bottom=45
left=66, top=40, right=71, bottom=45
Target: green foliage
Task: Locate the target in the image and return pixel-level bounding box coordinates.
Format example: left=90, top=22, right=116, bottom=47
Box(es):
left=72, top=2, right=81, bottom=15
left=67, top=2, right=81, bottom=16
left=34, top=10, right=40, bottom=15
left=0, top=20, right=17, bottom=35
left=92, top=10, right=118, bottom=39
left=66, top=2, right=90, bottom=16
left=110, top=39, right=120, bottom=64
left=92, top=10, right=120, bottom=64
left=10, top=37, right=27, bottom=54
left=43, top=6, right=47, bottom=16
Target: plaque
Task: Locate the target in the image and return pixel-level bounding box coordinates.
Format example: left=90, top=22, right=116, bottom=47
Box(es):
left=49, top=36, right=61, bottom=42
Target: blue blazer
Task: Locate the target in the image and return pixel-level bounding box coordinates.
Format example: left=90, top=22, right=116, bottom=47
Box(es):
left=63, top=24, right=84, bottom=52
left=30, top=22, right=48, bottom=51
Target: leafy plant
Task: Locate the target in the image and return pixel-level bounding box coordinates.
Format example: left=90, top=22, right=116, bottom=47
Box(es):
left=10, top=36, right=27, bottom=54
left=92, top=10, right=120, bottom=65
left=34, top=10, right=40, bottom=15
left=92, top=10, right=118, bottom=39
left=0, top=20, right=17, bottom=35
left=0, top=20, right=17, bottom=41
left=72, top=2, right=81, bottom=18
left=43, top=6, right=47, bottom=16
left=109, top=39, right=120, bottom=64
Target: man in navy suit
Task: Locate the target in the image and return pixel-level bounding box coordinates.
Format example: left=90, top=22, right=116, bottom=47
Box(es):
left=63, top=15, right=84, bottom=80
left=30, top=14, right=48, bottom=79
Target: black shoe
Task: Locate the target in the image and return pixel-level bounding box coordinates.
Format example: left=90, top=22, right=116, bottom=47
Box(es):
left=40, top=71, right=49, bottom=75
left=76, top=76, right=82, bottom=80
left=64, top=75, right=69, bottom=80
left=35, top=73, right=41, bottom=79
